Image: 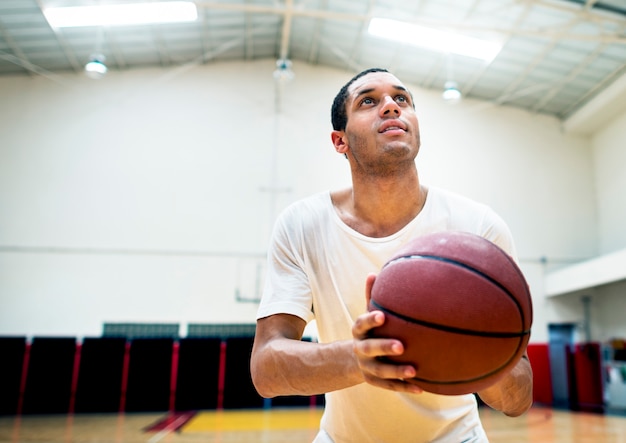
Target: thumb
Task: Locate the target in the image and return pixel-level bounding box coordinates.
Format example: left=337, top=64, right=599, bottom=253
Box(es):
left=365, top=273, right=377, bottom=305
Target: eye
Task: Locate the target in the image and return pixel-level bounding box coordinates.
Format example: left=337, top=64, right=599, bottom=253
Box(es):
left=360, top=97, right=375, bottom=106
left=395, top=94, right=409, bottom=104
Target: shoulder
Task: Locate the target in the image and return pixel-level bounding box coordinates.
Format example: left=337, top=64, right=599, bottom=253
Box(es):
left=426, top=186, right=497, bottom=219
left=425, top=187, right=516, bottom=256
left=278, top=191, right=332, bottom=224
left=271, top=191, right=333, bottom=241
left=427, top=186, right=486, bottom=208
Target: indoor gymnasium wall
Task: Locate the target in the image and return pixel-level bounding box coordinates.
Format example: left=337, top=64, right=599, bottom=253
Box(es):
left=0, top=59, right=603, bottom=343
left=591, top=111, right=626, bottom=255
left=536, top=105, right=626, bottom=346
left=589, top=109, right=626, bottom=342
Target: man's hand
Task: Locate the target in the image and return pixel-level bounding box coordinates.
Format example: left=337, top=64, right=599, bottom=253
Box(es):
left=351, top=273, right=423, bottom=394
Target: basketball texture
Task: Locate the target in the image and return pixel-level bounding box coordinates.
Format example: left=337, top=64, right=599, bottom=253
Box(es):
left=368, top=231, right=532, bottom=395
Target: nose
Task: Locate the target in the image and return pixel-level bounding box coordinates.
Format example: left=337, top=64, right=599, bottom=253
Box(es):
left=380, top=95, right=400, bottom=116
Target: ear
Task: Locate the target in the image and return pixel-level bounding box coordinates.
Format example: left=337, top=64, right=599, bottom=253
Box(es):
left=331, top=130, right=349, bottom=156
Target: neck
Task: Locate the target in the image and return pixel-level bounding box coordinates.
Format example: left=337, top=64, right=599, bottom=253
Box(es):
left=332, top=169, right=427, bottom=238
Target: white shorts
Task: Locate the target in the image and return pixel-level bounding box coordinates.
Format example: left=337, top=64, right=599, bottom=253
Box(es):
left=311, top=426, right=489, bottom=443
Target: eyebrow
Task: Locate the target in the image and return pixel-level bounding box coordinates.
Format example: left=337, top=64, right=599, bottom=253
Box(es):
left=353, top=84, right=410, bottom=101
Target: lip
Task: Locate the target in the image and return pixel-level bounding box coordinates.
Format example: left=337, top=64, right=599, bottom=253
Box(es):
left=378, top=119, right=408, bottom=134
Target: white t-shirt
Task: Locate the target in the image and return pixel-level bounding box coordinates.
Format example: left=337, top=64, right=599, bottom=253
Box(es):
left=257, top=186, right=517, bottom=443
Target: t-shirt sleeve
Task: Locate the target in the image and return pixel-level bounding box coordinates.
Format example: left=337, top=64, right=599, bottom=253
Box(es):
left=256, top=206, right=316, bottom=323
left=480, top=207, right=519, bottom=262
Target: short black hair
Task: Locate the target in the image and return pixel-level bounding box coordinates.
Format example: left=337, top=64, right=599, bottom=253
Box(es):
left=331, top=68, right=389, bottom=131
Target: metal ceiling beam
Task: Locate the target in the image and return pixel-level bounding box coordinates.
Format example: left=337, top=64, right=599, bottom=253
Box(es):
left=278, top=0, right=293, bottom=60
left=317, top=34, right=364, bottom=73
left=195, top=1, right=366, bottom=21
left=0, top=20, right=33, bottom=76
left=150, top=26, right=172, bottom=67
left=531, top=0, right=626, bottom=23
left=383, top=0, right=422, bottom=75
left=305, top=0, right=325, bottom=65
left=196, top=1, right=626, bottom=44
left=34, top=0, right=82, bottom=74
left=569, top=0, right=626, bottom=17
left=244, top=4, right=253, bottom=59
left=0, top=50, right=73, bottom=85
left=342, top=0, right=377, bottom=73
left=420, top=0, right=483, bottom=91
left=531, top=41, right=608, bottom=114
left=103, top=29, right=128, bottom=71
left=461, top=2, right=534, bottom=97
left=141, top=32, right=252, bottom=85
left=560, top=60, right=626, bottom=117
left=562, top=67, right=626, bottom=132
left=0, top=0, right=619, bottom=121
left=199, top=3, right=211, bottom=64
left=492, top=13, right=584, bottom=107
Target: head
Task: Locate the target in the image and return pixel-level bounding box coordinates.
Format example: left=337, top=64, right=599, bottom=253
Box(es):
left=331, top=68, right=414, bottom=131
left=330, top=68, right=421, bottom=172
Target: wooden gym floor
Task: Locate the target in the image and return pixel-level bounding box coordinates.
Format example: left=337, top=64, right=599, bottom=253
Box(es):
left=1, top=406, right=626, bottom=443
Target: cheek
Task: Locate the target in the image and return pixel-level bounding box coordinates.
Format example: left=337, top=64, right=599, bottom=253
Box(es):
left=412, top=118, right=421, bottom=144
left=345, top=120, right=375, bottom=143
left=345, top=133, right=372, bottom=156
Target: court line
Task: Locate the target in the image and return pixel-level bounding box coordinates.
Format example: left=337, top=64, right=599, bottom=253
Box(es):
left=147, top=414, right=193, bottom=443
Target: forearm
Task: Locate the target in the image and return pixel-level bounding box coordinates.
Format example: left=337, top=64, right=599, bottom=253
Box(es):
left=251, top=337, right=364, bottom=398
left=477, top=355, right=533, bottom=417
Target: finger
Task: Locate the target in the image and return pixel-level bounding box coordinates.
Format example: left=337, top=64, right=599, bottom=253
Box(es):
left=363, top=374, right=424, bottom=394
left=354, top=336, right=403, bottom=359
left=359, top=358, right=422, bottom=394
left=353, top=338, right=417, bottom=378
left=352, top=310, right=384, bottom=339
left=353, top=333, right=422, bottom=393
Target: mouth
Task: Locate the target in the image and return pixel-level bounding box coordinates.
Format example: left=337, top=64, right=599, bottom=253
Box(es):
left=379, top=120, right=407, bottom=133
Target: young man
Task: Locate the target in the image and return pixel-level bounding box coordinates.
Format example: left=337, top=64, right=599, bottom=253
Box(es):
left=250, top=68, right=533, bottom=442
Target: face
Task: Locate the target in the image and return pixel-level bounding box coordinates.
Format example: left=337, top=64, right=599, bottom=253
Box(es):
left=332, top=72, right=421, bottom=175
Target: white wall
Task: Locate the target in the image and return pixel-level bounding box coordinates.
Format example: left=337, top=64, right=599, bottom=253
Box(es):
left=0, top=59, right=605, bottom=343
left=590, top=109, right=626, bottom=343
left=594, top=280, right=626, bottom=341
left=536, top=106, right=626, bottom=345
left=592, top=111, right=626, bottom=255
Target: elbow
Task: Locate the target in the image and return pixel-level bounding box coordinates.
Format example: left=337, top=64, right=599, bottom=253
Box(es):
left=250, top=352, right=277, bottom=399
left=478, top=364, right=534, bottom=417
left=503, top=377, right=534, bottom=417
left=503, top=398, right=533, bottom=417
left=501, top=355, right=534, bottom=417
left=251, top=372, right=275, bottom=399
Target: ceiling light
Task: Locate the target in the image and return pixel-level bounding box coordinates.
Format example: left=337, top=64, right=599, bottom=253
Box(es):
left=85, top=54, right=107, bottom=79
left=273, top=59, right=295, bottom=82
left=44, top=1, right=198, bottom=28
left=368, top=18, right=502, bottom=61
left=442, top=81, right=462, bottom=103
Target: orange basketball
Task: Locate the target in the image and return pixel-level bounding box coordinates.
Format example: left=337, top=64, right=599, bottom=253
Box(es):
left=368, top=231, right=532, bottom=395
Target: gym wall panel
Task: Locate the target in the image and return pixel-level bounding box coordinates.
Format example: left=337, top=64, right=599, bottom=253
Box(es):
left=74, top=337, right=126, bottom=413
left=22, top=337, right=77, bottom=415
left=527, top=343, right=553, bottom=406
left=0, top=337, right=26, bottom=415
left=572, top=343, right=604, bottom=413
left=222, top=337, right=264, bottom=409
left=125, top=338, right=173, bottom=413
left=174, top=337, right=222, bottom=411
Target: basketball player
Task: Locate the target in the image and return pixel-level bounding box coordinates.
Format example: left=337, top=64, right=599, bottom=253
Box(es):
left=250, top=68, right=533, bottom=442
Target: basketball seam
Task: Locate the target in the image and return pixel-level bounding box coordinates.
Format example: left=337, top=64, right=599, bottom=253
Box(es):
left=385, top=253, right=531, bottom=331
left=370, top=300, right=531, bottom=338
